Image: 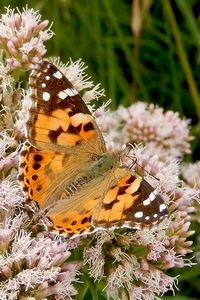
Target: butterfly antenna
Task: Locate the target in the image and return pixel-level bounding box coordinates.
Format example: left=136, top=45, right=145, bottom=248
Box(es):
left=125, top=142, right=160, bottom=182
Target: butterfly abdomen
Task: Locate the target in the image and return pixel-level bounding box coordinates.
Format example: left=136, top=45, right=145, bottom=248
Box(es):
left=64, top=175, right=88, bottom=196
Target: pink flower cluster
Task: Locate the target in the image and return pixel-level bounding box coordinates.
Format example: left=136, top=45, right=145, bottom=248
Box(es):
left=0, top=6, right=53, bottom=70
left=97, top=102, right=192, bottom=159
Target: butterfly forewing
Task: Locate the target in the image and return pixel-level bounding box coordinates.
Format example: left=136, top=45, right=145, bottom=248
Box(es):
left=28, top=60, right=106, bottom=153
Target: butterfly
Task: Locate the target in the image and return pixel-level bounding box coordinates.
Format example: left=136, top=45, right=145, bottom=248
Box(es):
left=18, top=60, right=168, bottom=237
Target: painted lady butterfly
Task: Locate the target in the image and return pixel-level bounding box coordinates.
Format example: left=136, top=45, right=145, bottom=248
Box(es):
left=18, top=60, right=168, bottom=237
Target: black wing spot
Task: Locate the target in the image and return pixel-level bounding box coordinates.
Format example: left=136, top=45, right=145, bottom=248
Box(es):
left=24, top=185, right=29, bottom=192
left=75, top=124, right=82, bottom=133
left=18, top=174, right=24, bottom=181
left=36, top=184, right=42, bottom=191
left=126, top=176, right=136, bottom=184
left=19, top=162, right=26, bottom=168
left=48, top=127, right=63, bottom=143
left=71, top=220, right=77, bottom=226
left=118, top=186, right=126, bottom=195
left=20, top=149, right=29, bottom=157
left=103, top=199, right=119, bottom=210
left=33, top=163, right=41, bottom=170
left=62, top=217, right=69, bottom=223
left=83, top=121, right=94, bottom=132
left=32, top=174, right=38, bottom=181
left=67, top=124, right=77, bottom=134
left=75, top=140, right=82, bottom=146
left=33, top=154, right=43, bottom=162
left=81, top=217, right=89, bottom=224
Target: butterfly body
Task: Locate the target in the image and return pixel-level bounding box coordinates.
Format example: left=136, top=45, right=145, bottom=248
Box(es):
left=19, top=60, right=168, bottom=237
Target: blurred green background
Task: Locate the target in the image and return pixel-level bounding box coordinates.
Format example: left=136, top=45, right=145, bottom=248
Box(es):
left=1, top=1, right=200, bottom=299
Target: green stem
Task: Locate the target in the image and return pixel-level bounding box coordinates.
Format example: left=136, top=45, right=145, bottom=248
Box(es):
left=75, top=278, right=88, bottom=300
left=164, top=1, right=200, bottom=119
left=76, top=272, right=99, bottom=300
left=85, top=273, right=99, bottom=300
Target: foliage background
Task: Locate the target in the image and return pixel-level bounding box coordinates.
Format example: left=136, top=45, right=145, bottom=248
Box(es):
left=1, top=1, right=200, bottom=299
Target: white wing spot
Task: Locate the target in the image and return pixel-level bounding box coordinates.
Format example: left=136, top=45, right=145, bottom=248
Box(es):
left=153, top=213, right=158, bottom=218
left=41, top=83, right=46, bottom=88
left=71, top=88, right=78, bottom=96
left=145, top=216, right=150, bottom=220
left=134, top=211, right=143, bottom=218
left=53, top=70, right=63, bottom=79
left=152, top=220, right=158, bottom=225
left=58, top=91, right=67, bottom=100
left=58, top=88, right=78, bottom=100
left=143, top=198, right=151, bottom=206
left=45, top=75, right=50, bottom=80
left=42, top=92, right=51, bottom=101
left=159, top=203, right=167, bottom=212
left=149, top=191, right=157, bottom=201
left=65, top=88, right=78, bottom=96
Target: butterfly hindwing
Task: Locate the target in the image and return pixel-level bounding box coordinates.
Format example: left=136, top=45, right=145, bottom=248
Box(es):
left=92, top=174, right=168, bottom=229
left=19, top=143, right=68, bottom=208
